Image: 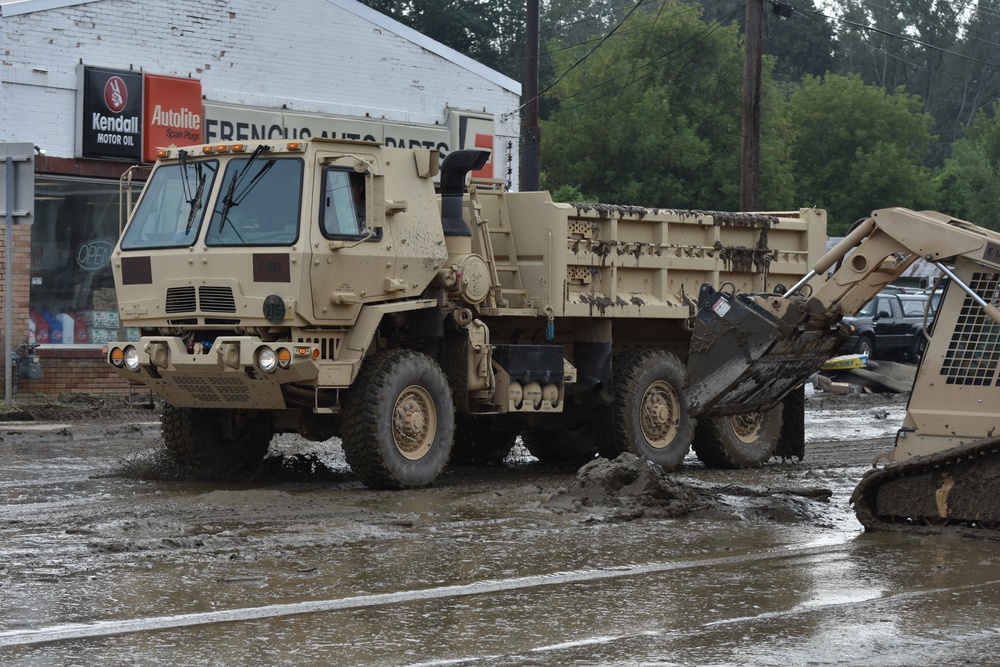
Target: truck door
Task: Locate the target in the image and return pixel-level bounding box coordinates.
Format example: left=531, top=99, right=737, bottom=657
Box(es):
left=309, top=159, right=395, bottom=323
left=871, top=295, right=899, bottom=351
left=881, top=295, right=910, bottom=352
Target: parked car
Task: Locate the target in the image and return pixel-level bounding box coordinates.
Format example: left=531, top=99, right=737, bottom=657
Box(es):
left=839, top=290, right=936, bottom=361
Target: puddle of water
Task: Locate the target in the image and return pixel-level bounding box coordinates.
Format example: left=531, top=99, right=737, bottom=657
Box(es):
left=805, top=404, right=907, bottom=443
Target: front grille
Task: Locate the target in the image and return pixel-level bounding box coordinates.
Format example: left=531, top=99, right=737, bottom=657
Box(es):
left=164, top=286, right=236, bottom=315
left=165, top=286, right=196, bottom=313
left=176, top=376, right=250, bottom=404
left=941, top=272, right=1000, bottom=386
left=199, top=286, right=236, bottom=313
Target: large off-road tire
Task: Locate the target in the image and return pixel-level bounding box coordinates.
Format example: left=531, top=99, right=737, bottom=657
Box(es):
left=341, top=350, right=455, bottom=489
left=599, top=349, right=695, bottom=470
left=450, top=415, right=518, bottom=465
left=161, top=406, right=273, bottom=469
left=692, top=404, right=783, bottom=469
left=521, top=421, right=599, bottom=465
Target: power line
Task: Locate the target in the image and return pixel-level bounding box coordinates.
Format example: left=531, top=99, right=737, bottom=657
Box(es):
left=546, top=4, right=746, bottom=117
left=787, top=2, right=1000, bottom=72
left=502, top=0, right=730, bottom=71
left=513, top=0, right=649, bottom=116
left=855, top=0, right=1000, bottom=53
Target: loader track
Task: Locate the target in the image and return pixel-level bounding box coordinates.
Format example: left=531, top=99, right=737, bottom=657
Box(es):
left=852, top=435, right=1000, bottom=540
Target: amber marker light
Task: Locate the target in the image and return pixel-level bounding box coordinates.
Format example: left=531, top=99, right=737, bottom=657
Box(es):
left=109, top=346, right=125, bottom=368
left=156, top=149, right=170, bottom=159
left=215, top=144, right=230, bottom=153
left=286, top=142, right=303, bottom=151
left=276, top=347, right=292, bottom=369
left=231, top=143, right=246, bottom=152
left=201, top=145, right=215, bottom=154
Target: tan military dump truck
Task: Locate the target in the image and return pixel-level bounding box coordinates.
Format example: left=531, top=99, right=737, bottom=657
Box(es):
left=106, top=138, right=825, bottom=488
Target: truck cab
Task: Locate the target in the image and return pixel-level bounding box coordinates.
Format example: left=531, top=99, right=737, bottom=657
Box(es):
left=839, top=290, right=935, bottom=360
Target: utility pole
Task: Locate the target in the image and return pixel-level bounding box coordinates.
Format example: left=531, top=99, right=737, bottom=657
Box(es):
left=522, top=0, right=541, bottom=192
left=740, top=0, right=763, bottom=211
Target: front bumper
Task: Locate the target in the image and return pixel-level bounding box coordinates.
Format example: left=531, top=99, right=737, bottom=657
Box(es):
left=107, top=336, right=320, bottom=409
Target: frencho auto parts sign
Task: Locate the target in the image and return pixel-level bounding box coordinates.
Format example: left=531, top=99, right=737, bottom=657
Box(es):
left=77, top=66, right=143, bottom=161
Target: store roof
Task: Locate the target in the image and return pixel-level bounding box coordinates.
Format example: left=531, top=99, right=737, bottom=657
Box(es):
left=0, top=0, right=521, bottom=94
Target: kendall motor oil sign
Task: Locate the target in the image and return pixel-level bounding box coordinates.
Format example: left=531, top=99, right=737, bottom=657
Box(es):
left=77, top=66, right=143, bottom=161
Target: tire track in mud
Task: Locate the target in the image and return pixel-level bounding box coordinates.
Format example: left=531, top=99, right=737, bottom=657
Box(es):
left=0, top=540, right=857, bottom=648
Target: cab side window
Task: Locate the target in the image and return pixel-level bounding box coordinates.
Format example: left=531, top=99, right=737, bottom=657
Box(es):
left=321, top=168, right=367, bottom=238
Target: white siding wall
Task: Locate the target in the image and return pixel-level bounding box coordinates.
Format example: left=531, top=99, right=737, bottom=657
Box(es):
left=1, top=0, right=520, bottom=182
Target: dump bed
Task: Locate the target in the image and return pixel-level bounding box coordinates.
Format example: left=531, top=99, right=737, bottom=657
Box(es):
left=472, top=189, right=826, bottom=320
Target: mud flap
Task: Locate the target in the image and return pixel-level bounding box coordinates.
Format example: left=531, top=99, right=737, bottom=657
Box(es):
left=686, top=284, right=846, bottom=418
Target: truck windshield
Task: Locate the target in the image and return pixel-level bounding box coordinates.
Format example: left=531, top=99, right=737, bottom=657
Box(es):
left=206, top=157, right=303, bottom=246
left=121, top=158, right=218, bottom=249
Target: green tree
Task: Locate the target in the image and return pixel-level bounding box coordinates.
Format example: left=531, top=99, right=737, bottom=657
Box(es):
left=356, top=0, right=525, bottom=79
left=539, top=5, right=795, bottom=211
left=935, top=100, right=1000, bottom=229
left=786, top=73, right=937, bottom=234
left=928, top=1, right=1000, bottom=153
left=698, top=0, right=836, bottom=86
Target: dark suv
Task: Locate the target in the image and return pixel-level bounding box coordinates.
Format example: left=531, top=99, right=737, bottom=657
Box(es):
left=839, top=290, right=936, bottom=361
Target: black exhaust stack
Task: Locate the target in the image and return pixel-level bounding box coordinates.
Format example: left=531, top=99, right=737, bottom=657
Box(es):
left=439, top=149, right=491, bottom=237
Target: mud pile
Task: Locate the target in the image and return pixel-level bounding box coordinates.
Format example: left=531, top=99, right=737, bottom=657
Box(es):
left=0, top=394, right=155, bottom=422
left=547, top=453, right=708, bottom=521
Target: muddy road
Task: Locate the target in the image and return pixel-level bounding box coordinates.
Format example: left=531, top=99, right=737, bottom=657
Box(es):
left=3, top=393, right=1000, bottom=666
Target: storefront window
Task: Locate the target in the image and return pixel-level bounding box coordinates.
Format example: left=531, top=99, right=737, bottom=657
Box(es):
left=31, top=176, right=142, bottom=345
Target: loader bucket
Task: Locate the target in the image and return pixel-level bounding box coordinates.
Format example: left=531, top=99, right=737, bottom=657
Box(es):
left=685, top=284, right=848, bottom=417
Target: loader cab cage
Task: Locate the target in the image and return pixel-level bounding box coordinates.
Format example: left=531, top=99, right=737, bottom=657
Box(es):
left=941, top=271, right=1000, bottom=386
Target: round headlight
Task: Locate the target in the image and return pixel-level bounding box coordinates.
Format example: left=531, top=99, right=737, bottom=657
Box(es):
left=123, top=346, right=141, bottom=372
left=257, top=346, right=277, bottom=373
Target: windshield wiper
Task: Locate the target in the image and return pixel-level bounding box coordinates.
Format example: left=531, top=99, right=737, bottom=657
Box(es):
left=216, top=144, right=270, bottom=234
left=217, top=172, right=239, bottom=234
left=178, top=149, right=191, bottom=201
left=184, top=171, right=206, bottom=235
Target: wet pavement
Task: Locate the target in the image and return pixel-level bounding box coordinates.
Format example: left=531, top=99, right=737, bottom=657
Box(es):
left=3, top=394, right=1000, bottom=666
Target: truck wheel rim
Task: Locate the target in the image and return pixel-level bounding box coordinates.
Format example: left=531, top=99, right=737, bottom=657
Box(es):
left=731, top=412, right=764, bottom=444
left=640, top=380, right=679, bottom=449
left=392, top=385, right=436, bottom=460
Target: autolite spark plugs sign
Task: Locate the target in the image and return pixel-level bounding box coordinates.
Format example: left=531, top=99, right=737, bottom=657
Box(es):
left=142, top=74, right=202, bottom=163
left=77, top=66, right=143, bottom=160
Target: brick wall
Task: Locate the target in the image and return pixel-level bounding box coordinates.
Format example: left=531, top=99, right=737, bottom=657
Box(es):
left=13, top=347, right=132, bottom=396
left=0, top=224, right=32, bottom=370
